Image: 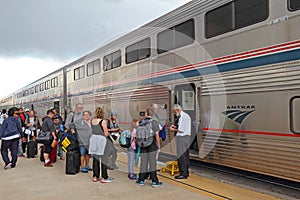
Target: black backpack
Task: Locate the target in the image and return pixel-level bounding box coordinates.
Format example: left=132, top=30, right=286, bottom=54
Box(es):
left=136, top=119, right=154, bottom=148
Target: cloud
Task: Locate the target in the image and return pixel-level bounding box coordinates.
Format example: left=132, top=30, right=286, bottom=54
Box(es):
left=0, top=57, right=65, bottom=98
left=0, top=0, right=190, bottom=61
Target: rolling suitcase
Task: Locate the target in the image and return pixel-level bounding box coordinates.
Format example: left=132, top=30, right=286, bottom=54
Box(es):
left=27, top=141, right=36, bottom=158
left=65, top=151, right=80, bottom=175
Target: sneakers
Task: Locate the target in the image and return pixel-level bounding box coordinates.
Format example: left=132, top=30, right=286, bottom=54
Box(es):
left=136, top=180, right=145, bottom=186
left=92, top=177, right=99, bottom=182
left=44, top=162, right=53, bottom=167
left=151, top=182, right=162, bottom=188
left=81, top=168, right=88, bottom=173
left=128, top=173, right=137, bottom=180
left=101, top=177, right=114, bottom=183
left=4, top=162, right=12, bottom=170
left=18, top=154, right=25, bottom=158
left=85, top=165, right=92, bottom=171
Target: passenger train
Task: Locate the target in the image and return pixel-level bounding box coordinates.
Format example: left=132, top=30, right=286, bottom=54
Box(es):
left=1, top=0, right=300, bottom=182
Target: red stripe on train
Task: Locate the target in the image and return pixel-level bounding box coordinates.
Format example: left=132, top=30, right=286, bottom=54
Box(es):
left=203, top=128, right=300, bottom=138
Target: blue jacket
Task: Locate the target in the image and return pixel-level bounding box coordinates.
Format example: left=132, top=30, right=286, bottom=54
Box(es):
left=0, top=116, right=22, bottom=139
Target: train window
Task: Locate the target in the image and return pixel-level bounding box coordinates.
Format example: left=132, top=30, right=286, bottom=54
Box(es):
left=30, top=87, right=34, bottom=94
left=87, top=59, right=100, bottom=76
left=51, top=77, right=58, bottom=88
left=112, top=50, right=121, bottom=69
left=35, top=85, right=40, bottom=93
left=45, top=80, right=50, bottom=90
left=205, top=3, right=233, bottom=38
left=40, top=83, right=44, bottom=91
left=126, top=38, right=151, bottom=64
left=290, top=97, right=300, bottom=134
left=157, top=19, right=195, bottom=54
left=87, top=62, right=93, bottom=76
left=175, top=19, right=195, bottom=49
left=235, top=0, right=268, bottom=29
left=205, top=0, right=268, bottom=38
left=103, top=55, right=111, bottom=71
left=103, top=50, right=121, bottom=71
left=94, top=59, right=100, bottom=74
left=289, top=0, right=300, bottom=11
left=74, top=66, right=85, bottom=80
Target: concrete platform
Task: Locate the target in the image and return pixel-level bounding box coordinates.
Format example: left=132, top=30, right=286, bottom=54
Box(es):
left=0, top=153, right=282, bottom=200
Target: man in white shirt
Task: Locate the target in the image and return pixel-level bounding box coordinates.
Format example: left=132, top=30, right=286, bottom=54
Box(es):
left=170, top=104, right=191, bottom=179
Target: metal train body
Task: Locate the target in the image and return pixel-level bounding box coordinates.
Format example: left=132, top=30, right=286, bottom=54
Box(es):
left=2, top=0, right=300, bottom=182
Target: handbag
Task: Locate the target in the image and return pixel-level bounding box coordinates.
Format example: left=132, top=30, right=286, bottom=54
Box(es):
left=51, top=140, right=58, bottom=148
left=36, top=131, right=51, bottom=144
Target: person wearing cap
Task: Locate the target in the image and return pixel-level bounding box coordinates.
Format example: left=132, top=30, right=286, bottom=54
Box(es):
left=24, top=109, right=30, bottom=119
left=107, top=110, right=120, bottom=170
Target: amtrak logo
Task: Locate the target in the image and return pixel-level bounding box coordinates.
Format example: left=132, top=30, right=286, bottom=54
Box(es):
left=222, top=105, right=255, bottom=124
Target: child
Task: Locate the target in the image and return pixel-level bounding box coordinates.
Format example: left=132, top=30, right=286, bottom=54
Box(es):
left=128, top=119, right=139, bottom=180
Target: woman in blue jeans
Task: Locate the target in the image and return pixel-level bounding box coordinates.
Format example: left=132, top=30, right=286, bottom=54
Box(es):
left=0, top=107, right=23, bottom=169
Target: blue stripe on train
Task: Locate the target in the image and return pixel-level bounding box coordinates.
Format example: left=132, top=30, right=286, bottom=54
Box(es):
left=97, top=48, right=300, bottom=92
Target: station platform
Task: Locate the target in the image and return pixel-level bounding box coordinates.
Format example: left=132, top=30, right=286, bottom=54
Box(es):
left=0, top=153, right=281, bottom=200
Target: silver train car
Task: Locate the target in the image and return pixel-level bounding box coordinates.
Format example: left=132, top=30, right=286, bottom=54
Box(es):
left=2, top=0, right=300, bottom=182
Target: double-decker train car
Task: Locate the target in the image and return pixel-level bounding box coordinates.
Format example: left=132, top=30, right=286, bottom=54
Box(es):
left=13, top=68, right=65, bottom=118
left=0, top=95, right=13, bottom=111
left=2, top=0, right=300, bottom=182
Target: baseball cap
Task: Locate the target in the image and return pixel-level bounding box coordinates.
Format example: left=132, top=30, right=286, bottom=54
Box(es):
left=111, top=110, right=118, bottom=116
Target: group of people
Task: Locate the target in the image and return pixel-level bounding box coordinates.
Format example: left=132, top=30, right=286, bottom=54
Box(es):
left=0, top=107, right=42, bottom=169
left=0, top=102, right=192, bottom=188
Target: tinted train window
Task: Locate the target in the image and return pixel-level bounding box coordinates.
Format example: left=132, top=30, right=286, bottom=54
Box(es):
left=51, top=77, right=58, bottom=88
left=30, top=87, right=34, bottom=94
left=45, top=80, right=50, bottom=90
left=35, top=85, right=39, bottom=93
left=40, top=83, right=44, bottom=91
left=205, top=0, right=268, bottom=38
left=112, top=51, right=121, bottom=68
left=87, top=59, right=100, bottom=77
left=157, top=19, right=195, bottom=54
left=74, top=66, right=85, bottom=80
left=126, top=38, right=151, bottom=64
left=103, top=50, right=121, bottom=71
left=289, top=0, right=300, bottom=11
left=290, top=97, right=300, bottom=134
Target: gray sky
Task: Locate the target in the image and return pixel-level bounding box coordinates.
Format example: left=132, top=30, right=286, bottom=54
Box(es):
left=0, top=0, right=190, bottom=98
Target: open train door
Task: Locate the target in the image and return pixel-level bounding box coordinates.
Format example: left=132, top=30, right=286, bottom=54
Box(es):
left=54, top=101, right=60, bottom=115
left=174, top=83, right=198, bottom=153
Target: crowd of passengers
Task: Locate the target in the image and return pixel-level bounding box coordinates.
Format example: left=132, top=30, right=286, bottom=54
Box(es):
left=0, top=103, right=192, bottom=188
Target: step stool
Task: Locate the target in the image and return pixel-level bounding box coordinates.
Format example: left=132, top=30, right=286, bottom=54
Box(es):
left=161, top=161, right=179, bottom=176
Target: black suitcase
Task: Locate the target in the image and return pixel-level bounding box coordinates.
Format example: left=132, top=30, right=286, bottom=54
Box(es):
left=65, top=151, right=80, bottom=175
left=27, top=141, right=36, bottom=158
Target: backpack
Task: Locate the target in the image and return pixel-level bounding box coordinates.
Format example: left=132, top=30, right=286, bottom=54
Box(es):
left=119, top=130, right=131, bottom=148
left=159, top=125, right=167, bottom=141
left=152, top=118, right=167, bottom=142
left=136, top=119, right=154, bottom=148
left=60, top=131, right=78, bottom=153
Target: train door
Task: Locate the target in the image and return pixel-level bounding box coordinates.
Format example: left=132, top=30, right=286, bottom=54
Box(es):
left=54, top=101, right=60, bottom=115
left=174, top=83, right=198, bottom=152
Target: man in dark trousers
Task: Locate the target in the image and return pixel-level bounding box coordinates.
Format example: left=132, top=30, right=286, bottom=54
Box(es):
left=41, top=110, right=57, bottom=167
left=136, top=108, right=162, bottom=187
left=170, top=104, right=191, bottom=179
